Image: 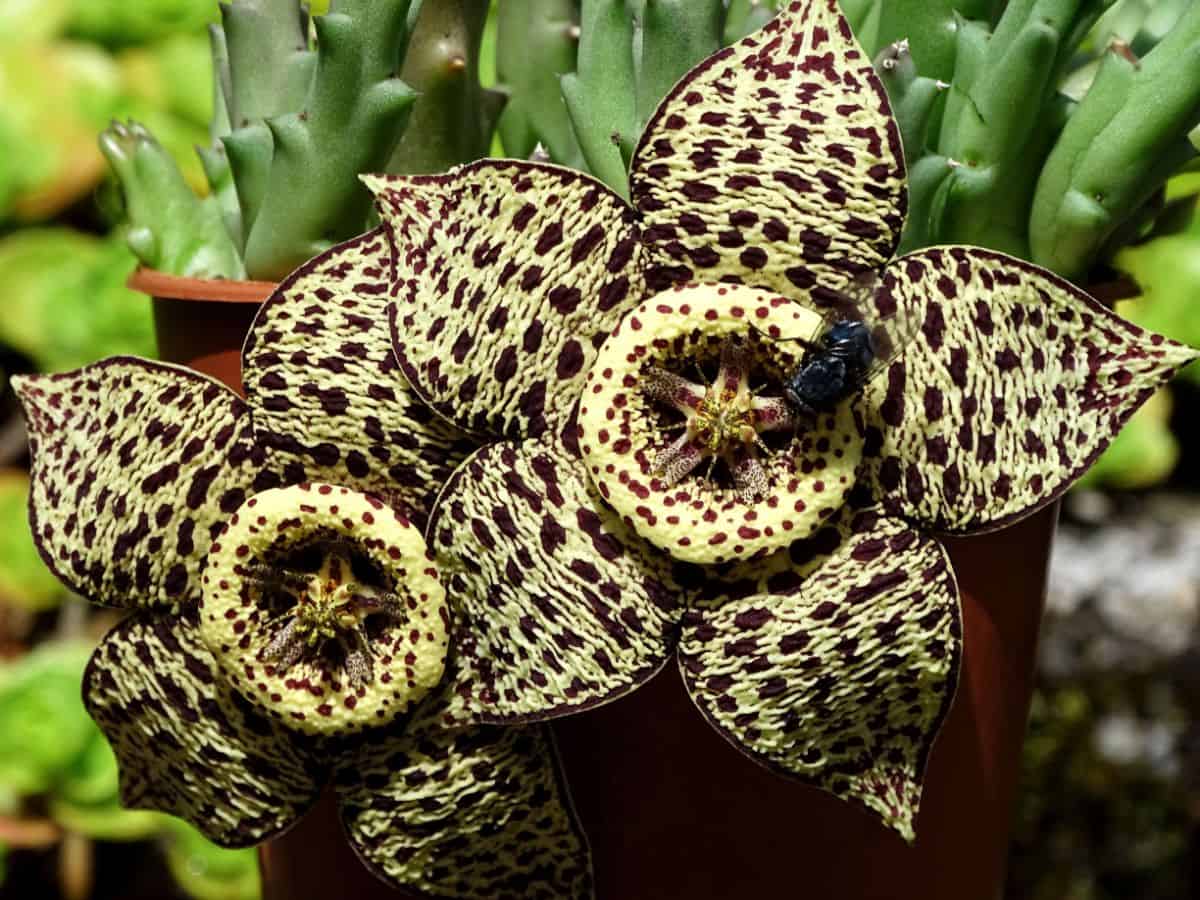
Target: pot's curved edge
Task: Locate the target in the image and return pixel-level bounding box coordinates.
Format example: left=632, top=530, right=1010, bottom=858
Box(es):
left=128, top=267, right=279, bottom=304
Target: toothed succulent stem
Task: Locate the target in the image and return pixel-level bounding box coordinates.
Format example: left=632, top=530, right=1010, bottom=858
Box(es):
left=239, top=0, right=423, bottom=280
left=387, top=0, right=505, bottom=175
left=1030, top=1, right=1200, bottom=281
left=495, top=0, right=585, bottom=168
left=562, top=0, right=726, bottom=196
left=562, top=0, right=640, bottom=195
left=724, top=0, right=782, bottom=44
left=218, top=0, right=315, bottom=131
left=633, top=0, right=725, bottom=134
left=100, top=121, right=245, bottom=281
left=874, top=39, right=948, bottom=166
left=921, top=0, right=1099, bottom=258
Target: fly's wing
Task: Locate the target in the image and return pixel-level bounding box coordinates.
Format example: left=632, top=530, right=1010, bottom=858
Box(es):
left=805, top=270, right=919, bottom=388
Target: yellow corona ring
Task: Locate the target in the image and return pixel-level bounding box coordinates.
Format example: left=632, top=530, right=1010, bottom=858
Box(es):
left=578, top=282, right=865, bottom=564
left=199, top=484, right=448, bottom=736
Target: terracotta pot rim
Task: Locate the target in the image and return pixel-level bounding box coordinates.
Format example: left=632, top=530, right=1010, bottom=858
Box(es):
left=128, top=266, right=280, bottom=303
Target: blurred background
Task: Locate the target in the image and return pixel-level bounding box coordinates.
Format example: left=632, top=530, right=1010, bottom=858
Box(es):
left=0, top=1, right=1195, bottom=898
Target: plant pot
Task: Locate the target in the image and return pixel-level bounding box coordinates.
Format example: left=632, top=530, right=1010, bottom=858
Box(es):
left=139, top=269, right=1055, bottom=900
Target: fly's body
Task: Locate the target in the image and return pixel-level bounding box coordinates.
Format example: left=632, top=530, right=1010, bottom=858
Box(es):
left=782, top=319, right=877, bottom=417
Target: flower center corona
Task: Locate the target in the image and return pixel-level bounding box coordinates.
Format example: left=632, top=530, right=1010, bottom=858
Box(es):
left=199, top=484, right=448, bottom=735
left=577, top=282, right=864, bottom=564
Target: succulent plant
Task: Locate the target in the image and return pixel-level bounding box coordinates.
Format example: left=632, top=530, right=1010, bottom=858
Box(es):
left=846, top=0, right=1200, bottom=282
left=104, top=0, right=478, bottom=281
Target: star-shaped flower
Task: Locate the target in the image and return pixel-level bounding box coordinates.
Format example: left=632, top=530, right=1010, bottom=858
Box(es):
left=308, top=0, right=1191, bottom=839
left=14, top=231, right=593, bottom=898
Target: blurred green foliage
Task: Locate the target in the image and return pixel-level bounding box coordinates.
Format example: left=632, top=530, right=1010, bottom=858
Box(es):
left=0, top=639, right=262, bottom=899
left=0, top=470, right=64, bottom=611
left=0, top=13, right=212, bottom=224
left=0, top=229, right=155, bottom=372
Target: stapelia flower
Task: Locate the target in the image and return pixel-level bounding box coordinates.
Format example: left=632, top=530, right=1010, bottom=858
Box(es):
left=13, top=229, right=593, bottom=899
left=340, top=0, right=1198, bottom=841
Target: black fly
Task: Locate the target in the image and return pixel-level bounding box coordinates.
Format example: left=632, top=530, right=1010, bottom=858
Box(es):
left=755, top=272, right=913, bottom=418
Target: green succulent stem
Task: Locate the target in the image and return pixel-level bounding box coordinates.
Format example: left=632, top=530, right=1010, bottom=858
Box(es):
left=99, top=121, right=245, bottom=281
left=239, top=0, right=423, bottom=280
left=633, top=0, right=724, bottom=135
left=1030, top=1, right=1200, bottom=281
left=496, top=0, right=585, bottom=167
left=918, top=1, right=1097, bottom=257
left=562, top=0, right=639, bottom=196
left=724, top=0, right=781, bottom=44
left=388, top=0, right=505, bottom=175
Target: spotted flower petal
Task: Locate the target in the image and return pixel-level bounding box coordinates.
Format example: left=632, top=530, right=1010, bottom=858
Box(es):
left=428, top=434, right=687, bottom=725
left=366, top=161, right=645, bottom=441
left=243, top=228, right=471, bottom=528
left=630, top=0, right=906, bottom=298
left=335, top=708, right=592, bottom=900
left=84, top=610, right=322, bottom=846
left=858, top=247, right=1200, bottom=533
left=13, top=360, right=274, bottom=609
left=679, top=508, right=960, bottom=842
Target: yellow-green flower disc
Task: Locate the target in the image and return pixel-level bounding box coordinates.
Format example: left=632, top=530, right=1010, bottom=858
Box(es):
left=199, top=484, right=448, bottom=736
left=578, top=282, right=864, bottom=564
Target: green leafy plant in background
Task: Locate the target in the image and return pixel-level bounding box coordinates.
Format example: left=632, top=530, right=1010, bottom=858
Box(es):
left=104, top=0, right=510, bottom=281
left=0, top=470, right=65, bottom=612
left=67, top=0, right=218, bottom=47
left=0, top=26, right=213, bottom=222
left=1079, top=174, right=1200, bottom=489
left=0, top=641, right=261, bottom=900
left=0, top=229, right=156, bottom=373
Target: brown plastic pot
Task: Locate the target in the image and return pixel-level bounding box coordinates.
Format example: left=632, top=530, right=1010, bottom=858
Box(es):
left=141, top=270, right=1054, bottom=900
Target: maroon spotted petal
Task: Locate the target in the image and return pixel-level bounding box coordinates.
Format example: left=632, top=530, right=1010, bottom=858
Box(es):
left=428, top=432, right=687, bottom=725
left=335, top=706, right=593, bottom=899
left=243, top=228, right=473, bottom=529
left=13, top=359, right=273, bottom=609
left=630, top=0, right=906, bottom=299
left=858, top=247, right=1200, bottom=533
left=84, top=610, right=322, bottom=846
left=679, top=508, right=960, bottom=842
left=366, top=160, right=646, bottom=442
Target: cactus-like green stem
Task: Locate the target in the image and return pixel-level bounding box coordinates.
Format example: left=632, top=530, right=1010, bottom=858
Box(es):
left=633, top=0, right=724, bottom=134
left=1030, top=2, right=1200, bottom=280
left=387, top=0, right=505, bottom=175
left=198, top=23, right=243, bottom=249
left=219, top=0, right=315, bottom=130
left=496, top=0, right=585, bottom=168
left=724, top=0, right=780, bottom=44
left=239, top=0, right=422, bottom=280
left=562, top=0, right=639, bottom=196
left=919, top=1, right=1102, bottom=258
left=871, top=1, right=997, bottom=79
left=100, top=122, right=245, bottom=281
left=875, top=39, right=948, bottom=165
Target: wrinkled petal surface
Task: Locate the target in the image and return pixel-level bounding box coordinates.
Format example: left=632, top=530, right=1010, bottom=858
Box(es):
left=84, top=610, right=322, bottom=846
left=14, top=359, right=270, bottom=609
left=335, top=706, right=592, bottom=899
left=679, top=508, right=960, bottom=841
left=859, top=247, right=1200, bottom=533
left=429, top=433, right=685, bottom=725
left=243, top=228, right=471, bottom=529
left=631, top=0, right=905, bottom=298
left=368, top=161, right=645, bottom=441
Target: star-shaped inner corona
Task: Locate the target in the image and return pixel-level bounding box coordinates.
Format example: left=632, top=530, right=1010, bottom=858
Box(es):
left=199, top=484, right=448, bottom=736
left=643, top=336, right=800, bottom=504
